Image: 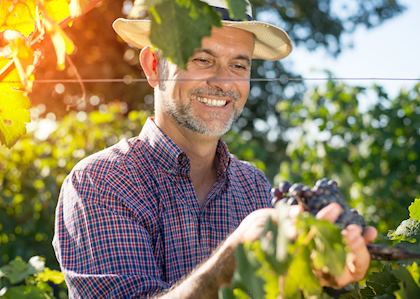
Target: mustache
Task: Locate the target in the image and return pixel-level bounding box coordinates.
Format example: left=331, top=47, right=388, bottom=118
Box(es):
left=190, top=87, right=240, bottom=101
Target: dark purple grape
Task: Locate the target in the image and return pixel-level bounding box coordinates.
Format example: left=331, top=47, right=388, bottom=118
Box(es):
left=278, top=181, right=292, bottom=193
left=271, top=178, right=366, bottom=229
left=271, top=187, right=284, bottom=199
left=290, top=183, right=305, bottom=197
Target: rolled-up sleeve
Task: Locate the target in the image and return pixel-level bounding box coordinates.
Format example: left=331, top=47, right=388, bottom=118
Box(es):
left=53, top=170, right=169, bottom=298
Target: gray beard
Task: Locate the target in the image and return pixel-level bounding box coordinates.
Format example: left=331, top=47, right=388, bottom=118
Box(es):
left=163, top=98, right=241, bottom=137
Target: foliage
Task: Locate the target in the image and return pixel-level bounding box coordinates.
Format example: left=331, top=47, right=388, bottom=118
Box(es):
left=0, top=0, right=98, bottom=147
left=277, top=82, right=420, bottom=230
left=220, top=199, right=420, bottom=299
left=388, top=197, right=420, bottom=251
left=0, top=103, right=149, bottom=266
left=0, top=256, right=66, bottom=298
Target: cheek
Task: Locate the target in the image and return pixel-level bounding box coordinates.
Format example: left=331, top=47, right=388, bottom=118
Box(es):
left=238, top=82, right=250, bottom=101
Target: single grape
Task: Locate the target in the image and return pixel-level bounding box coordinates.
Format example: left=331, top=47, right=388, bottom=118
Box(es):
left=278, top=181, right=292, bottom=193
left=271, top=187, right=284, bottom=199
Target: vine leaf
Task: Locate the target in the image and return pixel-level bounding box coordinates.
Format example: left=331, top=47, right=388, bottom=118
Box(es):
left=0, top=0, right=37, bottom=37
left=225, top=0, right=248, bottom=20
left=0, top=60, right=31, bottom=148
left=283, top=247, right=321, bottom=299
left=309, top=217, right=347, bottom=277
left=232, top=244, right=265, bottom=298
left=149, top=0, right=221, bottom=68
left=0, top=257, right=37, bottom=284
left=69, top=0, right=91, bottom=17
left=45, top=19, right=75, bottom=70
left=44, top=0, right=71, bottom=22
left=409, top=198, right=420, bottom=221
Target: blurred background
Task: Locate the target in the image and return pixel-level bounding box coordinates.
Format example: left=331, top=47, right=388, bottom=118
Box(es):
left=0, top=0, right=419, bottom=284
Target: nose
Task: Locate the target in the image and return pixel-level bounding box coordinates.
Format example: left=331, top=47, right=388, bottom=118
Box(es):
left=206, top=65, right=234, bottom=91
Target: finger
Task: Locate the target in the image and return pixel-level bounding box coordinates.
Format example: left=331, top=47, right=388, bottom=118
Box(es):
left=362, top=226, right=378, bottom=243
left=345, top=224, right=363, bottom=236
left=316, top=202, right=343, bottom=222
left=342, top=225, right=365, bottom=251
left=289, top=204, right=303, bottom=218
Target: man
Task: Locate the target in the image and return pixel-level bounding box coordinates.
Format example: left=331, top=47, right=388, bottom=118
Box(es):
left=53, top=0, right=376, bottom=298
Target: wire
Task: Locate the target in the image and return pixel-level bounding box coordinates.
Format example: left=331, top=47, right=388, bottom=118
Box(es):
left=1, top=77, right=419, bottom=83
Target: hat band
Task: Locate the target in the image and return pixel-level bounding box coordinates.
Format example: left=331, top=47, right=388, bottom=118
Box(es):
left=213, top=7, right=253, bottom=21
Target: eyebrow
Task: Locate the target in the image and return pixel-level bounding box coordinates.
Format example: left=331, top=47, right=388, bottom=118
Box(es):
left=193, top=48, right=252, bottom=66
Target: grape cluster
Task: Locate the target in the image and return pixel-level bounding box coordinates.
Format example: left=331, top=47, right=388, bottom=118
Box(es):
left=271, top=178, right=365, bottom=229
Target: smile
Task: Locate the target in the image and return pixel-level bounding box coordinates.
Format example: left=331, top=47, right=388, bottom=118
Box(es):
left=195, top=96, right=227, bottom=107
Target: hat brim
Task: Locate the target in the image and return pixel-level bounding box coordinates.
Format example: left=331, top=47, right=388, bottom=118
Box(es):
left=112, top=18, right=293, bottom=61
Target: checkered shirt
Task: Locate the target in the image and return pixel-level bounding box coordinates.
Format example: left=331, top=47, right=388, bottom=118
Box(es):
left=53, top=118, right=271, bottom=298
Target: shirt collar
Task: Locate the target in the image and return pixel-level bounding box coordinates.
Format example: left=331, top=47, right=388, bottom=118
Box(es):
left=139, top=117, right=231, bottom=176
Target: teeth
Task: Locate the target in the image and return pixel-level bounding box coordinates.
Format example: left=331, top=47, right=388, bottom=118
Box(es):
left=196, top=96, right=226, bottom=107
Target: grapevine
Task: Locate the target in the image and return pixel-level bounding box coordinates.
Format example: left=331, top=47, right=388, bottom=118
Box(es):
left=271, top=178, right=420, bottom=261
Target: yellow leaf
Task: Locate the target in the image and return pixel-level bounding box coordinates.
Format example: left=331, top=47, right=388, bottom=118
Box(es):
left=0, top=65, right=31, bottom=147
left=6, top=35, right=35, bottom=90
left=45, top=19, right=75, bottom=70
left=69, top=0, right=90, bottom=18
left=43, top=0, right=71, bottom=23
left=0, top=0, right=37, bottom=37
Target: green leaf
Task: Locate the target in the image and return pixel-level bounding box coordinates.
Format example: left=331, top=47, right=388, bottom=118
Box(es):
left=392, top=266, right=420, bottom=298
left=150, top=0, right=222, bottom=68
left=225, top=0, right=248, bottom=20
left=251, top=242, right=280, bottom=298
left=1, top=285, right=46, bottom=299
left=409, top=198, right=420, bottom=221
left=0, top=257, right=36, bottom=284
left=283, top=247, right=322, bottom=299
left=232, top=244, right=265, bottom=299
left=406, top=262, right=420, bottom=287
left=218, top=287, right=235, bottom=299
left=308, top=217, right=347, bottom=277
left=274, top=203, right=292, bottom=264
left=365, top=266, right=400, bottom=296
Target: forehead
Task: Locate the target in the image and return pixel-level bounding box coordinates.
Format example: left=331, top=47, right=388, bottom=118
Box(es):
left=199, top=26, right=255, bottom=58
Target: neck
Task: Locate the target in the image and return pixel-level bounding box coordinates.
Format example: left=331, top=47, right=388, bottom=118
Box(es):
left=154, top=116, right=219, bottom=206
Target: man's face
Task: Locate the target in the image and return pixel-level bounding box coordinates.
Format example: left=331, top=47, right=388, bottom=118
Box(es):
left=156, top=26, right=255, bottom=137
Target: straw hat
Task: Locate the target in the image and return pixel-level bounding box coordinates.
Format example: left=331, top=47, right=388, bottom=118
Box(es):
left=112, top=0, right=293, bottom=61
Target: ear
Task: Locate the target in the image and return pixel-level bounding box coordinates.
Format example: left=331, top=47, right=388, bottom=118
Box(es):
left=139, top=46, right=159, bottom=88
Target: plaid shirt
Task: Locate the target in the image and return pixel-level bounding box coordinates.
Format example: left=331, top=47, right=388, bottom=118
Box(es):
left=53, top=118, right=271, bottom=298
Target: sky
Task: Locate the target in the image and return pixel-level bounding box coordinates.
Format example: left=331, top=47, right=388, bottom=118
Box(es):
left=289, top=0, right=420, bottom=99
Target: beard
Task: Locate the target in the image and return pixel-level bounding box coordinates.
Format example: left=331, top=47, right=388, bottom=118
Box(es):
left=163, top=87, right=242, bottom=137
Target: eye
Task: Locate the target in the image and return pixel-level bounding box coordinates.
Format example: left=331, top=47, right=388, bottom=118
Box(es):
left=232, top=62, right=249, bottom=71
left=233, top=63, right=247, bottom=70
left=193, top=57, right=211, bottom=66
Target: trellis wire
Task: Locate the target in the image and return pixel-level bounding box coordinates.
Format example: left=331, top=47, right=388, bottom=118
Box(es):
left=1, top=77, right=420, bottom=84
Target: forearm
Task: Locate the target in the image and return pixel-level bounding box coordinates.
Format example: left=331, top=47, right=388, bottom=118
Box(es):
left=157, top=239, right=237, bottom=299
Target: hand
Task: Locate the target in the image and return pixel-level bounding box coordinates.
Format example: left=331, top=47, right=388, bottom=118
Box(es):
left=316, top=203, right=378, bottom=288
left=226, top=205, right=302, bottom=248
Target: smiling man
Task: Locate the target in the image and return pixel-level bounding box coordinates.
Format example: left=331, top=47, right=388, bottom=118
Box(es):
left=53, top=1, right=375, bottom=298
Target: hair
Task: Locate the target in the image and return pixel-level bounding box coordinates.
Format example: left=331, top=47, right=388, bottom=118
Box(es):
left=155, top=50, right=168, bottom=91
